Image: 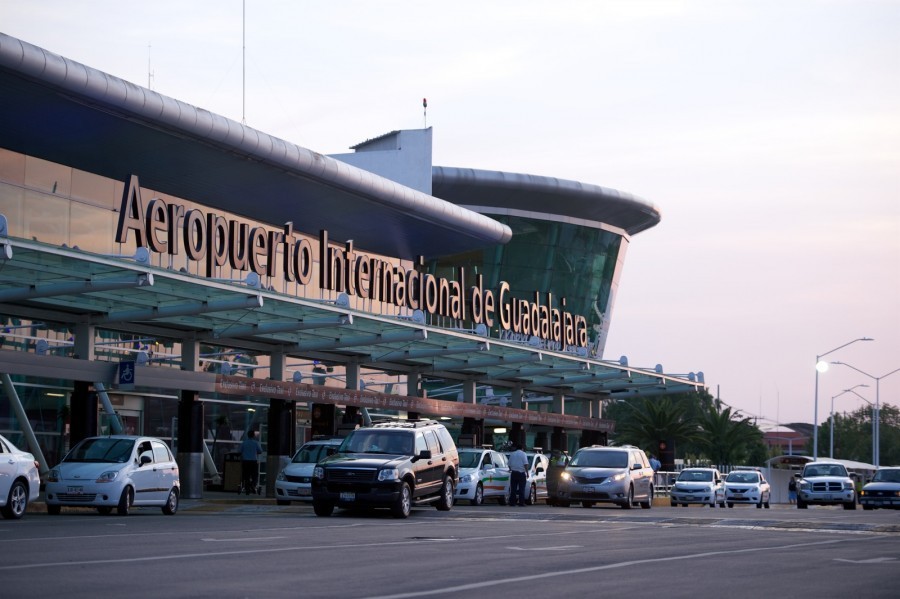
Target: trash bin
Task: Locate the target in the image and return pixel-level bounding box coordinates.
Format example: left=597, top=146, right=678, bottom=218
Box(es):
left=223, top=452, right=242, bottom=492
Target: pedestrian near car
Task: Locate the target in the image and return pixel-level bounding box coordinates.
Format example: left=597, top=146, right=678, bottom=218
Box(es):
left=241, top=429, right=263, bottom=495
left=788, top=475, right=798, bottom=504
left=649, top=454, right=661, bottom=472
left=507, top=443, right=529, bottom=506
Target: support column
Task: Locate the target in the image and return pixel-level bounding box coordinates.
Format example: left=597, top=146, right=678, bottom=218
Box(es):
left=510, top=421, right=526, bottom=449
left=177, top=341, right=204, bottom=499
left=266, top=352, right=293, bottom=498
left=406, top=373, right=421, bottom=420
left=551, top=427, right=568, bottom=453
left=340, top=361, right=363, bottom=429
left=69, top=380, right=97, bottom=447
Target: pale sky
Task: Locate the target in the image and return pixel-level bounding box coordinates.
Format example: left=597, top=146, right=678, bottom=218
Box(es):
left=3, top=0, right=898, bottom=430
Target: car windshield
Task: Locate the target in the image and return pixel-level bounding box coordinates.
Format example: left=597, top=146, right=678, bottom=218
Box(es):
left=803, top=464, right=848, bottom=478
left=64, top=438, right=136, bottom=463
left=340, top=430, right=412, bottom=455
left=872, top=469, right=900, bottom=483
left=726, top=472, right=759, bottom=483
left=458, top=452, right=485, bottom=468
left=570, top=450, right=628, bottom=468
left=291, top=443, right=336, bottom=464
left=678, top=470, right=713, bottom=482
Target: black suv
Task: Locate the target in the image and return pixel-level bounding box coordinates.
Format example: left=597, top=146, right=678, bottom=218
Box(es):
left=311, top=420, right=459, bottom=518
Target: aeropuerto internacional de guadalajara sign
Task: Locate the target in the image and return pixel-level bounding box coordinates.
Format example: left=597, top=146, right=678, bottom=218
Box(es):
left=115, top=175, right=589, bottom=348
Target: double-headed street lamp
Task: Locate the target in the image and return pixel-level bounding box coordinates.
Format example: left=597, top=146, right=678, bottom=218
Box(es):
left=813, top=337, right=873, bottom=460
left=829, top=384, right=868, bottom=459
left=830, top=361, right=900, bottom=467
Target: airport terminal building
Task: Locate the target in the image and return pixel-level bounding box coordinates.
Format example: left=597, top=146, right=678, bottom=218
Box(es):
left=0, top=33, right=703, bottom=497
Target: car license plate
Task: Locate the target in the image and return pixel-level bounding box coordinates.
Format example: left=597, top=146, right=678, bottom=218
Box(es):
left=824, top=494, right=833, bottom=500
left=340, top=492, right=355, bottom=501
left=298, top=488, right=311, bottom=496
left=67, top=486, right=83, bottom=495
left=686, top=495, right=695, bottom=501
left=733, top=493, right=744, bottom=498
left=584, top=486, right=594, bottom=493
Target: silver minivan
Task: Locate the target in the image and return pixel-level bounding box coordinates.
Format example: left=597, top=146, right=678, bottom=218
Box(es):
left=555, top=445, right=654, bottom=509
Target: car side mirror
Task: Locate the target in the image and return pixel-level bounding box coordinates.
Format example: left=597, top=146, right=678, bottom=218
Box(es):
left=326, top=447, right=336, bottom=456
left=632, top=463, right=642, bottom=470
left=536, top=466, right=544, bottom=474
left=140, top=454, right=152, bottom=466
left=415, top=449, right=432, bottom=461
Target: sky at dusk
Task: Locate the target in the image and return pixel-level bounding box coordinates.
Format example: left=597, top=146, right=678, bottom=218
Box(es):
left=3, top=0, right=898, bottom=432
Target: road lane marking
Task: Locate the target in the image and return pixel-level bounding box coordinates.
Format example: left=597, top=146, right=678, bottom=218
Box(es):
left=362, top=538, right=863, bottom=599
left=509, top=545, right=583, bottom=551
left=202, top=536, right=286, bottom=542
left=835, top=557, right=896, bottom=564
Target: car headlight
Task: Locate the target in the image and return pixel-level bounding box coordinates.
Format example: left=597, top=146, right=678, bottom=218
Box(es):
left=378, top=468, right=399, bottom=482
left=460, top=473, right=474, bottom=483
left=276, top=471, right=286, bottom=481
left=313, top=466, right=324, bottom=480
left=95, top=471, right=119, bottom=483
left=560, top=472, right=572, bottom=481
left=608, top=472, right=626, bottom=483
left=843, top=481, right=854, bottom=490
left=799, top=481, right=810, bottom=490
left=47, top=468, right=60, bottom=483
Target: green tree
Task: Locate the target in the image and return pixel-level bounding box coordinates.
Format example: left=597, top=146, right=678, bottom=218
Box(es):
left=694, top=398, right=764, bottom=467
left=611, top=396, right=698, bottom=457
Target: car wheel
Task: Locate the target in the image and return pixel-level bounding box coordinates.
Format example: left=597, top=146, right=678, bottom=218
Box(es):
left=527, top=484, right=537, bottom=505
left=843, top=500, right=856, bottom=510
left=727, top=502, right=734, bottom=508
left=117, top=486, right=134, bottom=516
left=1, top=480, right=28, bottom=519
left=756, top=500, right=763, bottom=509
left=640, top=487, right=653, bottom=509
left=97, top=507, right=112, bottom=515
left=670, top=500, right=677, bottom=507
left=709, top=501, right=716, bottom=508
left=862, top=505, right=874, bottom=511
left=797, top=499, right=807, bottom=509
left=436, top=476, right=453, bottom=511
left=719, top=500, right=726, bottom=508
left=558, top=501, right=570, bottom=507
left=497, top=494, right=507, bottom=506
left=581, top=501, right=595, bottom=508
left=764, top=498, right=771, bottom=509
left=313, top=501, right=334, bottom=517
left=619, top=486, right=633, bottom=509
left=47, top=504, right=61, bottom=515
left=162, top=488, right=179, bottom=515
left=471, top=483, right=484, bottom=506
left=391, top=481, right=412, bottom=518
left=276, top=499, right=291, bottom=506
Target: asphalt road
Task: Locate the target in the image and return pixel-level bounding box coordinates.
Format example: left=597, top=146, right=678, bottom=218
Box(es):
left=2, top=500, right=898, bottom=598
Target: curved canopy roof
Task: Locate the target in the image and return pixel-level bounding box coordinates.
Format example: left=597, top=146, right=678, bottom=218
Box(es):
left=432, top=166, right=661, bottom=235
left=0, top=33, right=511, bottom=259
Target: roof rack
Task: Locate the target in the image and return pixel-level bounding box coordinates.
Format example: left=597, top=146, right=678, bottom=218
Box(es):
left=370, top=419, right=439, bottom=429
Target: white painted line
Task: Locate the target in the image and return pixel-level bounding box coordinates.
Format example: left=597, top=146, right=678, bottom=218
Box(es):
left=508, top=545, right=582, bottom=551
left=202, top=536, right=286, bottom=542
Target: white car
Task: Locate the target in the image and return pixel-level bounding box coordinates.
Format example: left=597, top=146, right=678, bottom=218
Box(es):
left=46, top=435, right=179, bottom=516
left=723, top=469, right=771, bottom=508
left=0, top=433, right=41, bottom=519
left=275, top=437, right=342, bottom=504
left=454, top=447, right=510, bottom=505
left=670, top=467, right=725, bottom=508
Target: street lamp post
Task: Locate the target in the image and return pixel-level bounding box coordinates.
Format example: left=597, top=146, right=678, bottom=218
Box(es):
left=813, top=338, right=873, bottom=460
left=830, top=384, right=868, bottom=459
left=830, top=362, right=900, bottom=467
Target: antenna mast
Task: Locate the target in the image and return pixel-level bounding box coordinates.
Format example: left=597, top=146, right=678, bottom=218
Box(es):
left=147, top=43, right=154, bottom=90
left=423, top=98, right=427, bottom=128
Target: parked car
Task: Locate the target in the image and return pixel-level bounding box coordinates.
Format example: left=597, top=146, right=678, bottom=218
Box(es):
left=455, top=447, right=510, bottom=505
left=0, top=433, right=41, bottom=519
left=723, top=469, right=771, bottom=508
left=555, top=445, right=654, bottom=509
left=545, top=450, right=570, bottom=506
left=45, top=435, right=180, bottom=515
left=795, top=461, right=856, bottom=510
left=311, top=420, right=459, bottom=518
left=275, top=437, right=343, bottom=505
left=669, top=467, right=725, bottom=508
left=859, top=467, right=900, bottom=510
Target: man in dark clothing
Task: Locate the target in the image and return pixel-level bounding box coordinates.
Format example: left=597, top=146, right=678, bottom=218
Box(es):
left=241, top=429, right=263, bottom=495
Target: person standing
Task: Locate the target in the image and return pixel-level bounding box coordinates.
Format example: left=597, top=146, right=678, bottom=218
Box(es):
left=649, top=454, right=661, bottom=472
left=788, top=475, right=798, bottom=504
left=241, top=429, right=263, bottom=495
left=507, top=443, right=529, bottom=506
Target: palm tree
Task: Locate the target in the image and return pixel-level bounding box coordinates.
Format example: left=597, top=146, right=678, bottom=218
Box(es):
left=614, top=396, right=698, bottom=455
left=695, top=399, right=762, bottom=467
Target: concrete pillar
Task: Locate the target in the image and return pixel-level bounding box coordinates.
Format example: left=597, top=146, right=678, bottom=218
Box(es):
left=406, top=373, right=420, bottom=420
left=69, top=380, right=97, bottom=447
left=177, top=341, right=204, bottom=499
left=266, top=352, right=292, bottom=498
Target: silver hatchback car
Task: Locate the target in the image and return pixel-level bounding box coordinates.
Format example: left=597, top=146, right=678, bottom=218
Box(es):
left=555, top=445, right=654, bottom=509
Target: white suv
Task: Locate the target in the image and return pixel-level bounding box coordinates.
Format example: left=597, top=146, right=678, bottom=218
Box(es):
left=796, top=461, right=856, bottom=510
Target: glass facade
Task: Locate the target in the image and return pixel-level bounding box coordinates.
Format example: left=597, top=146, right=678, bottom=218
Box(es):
left=433, top=214, right=628, bottom=356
